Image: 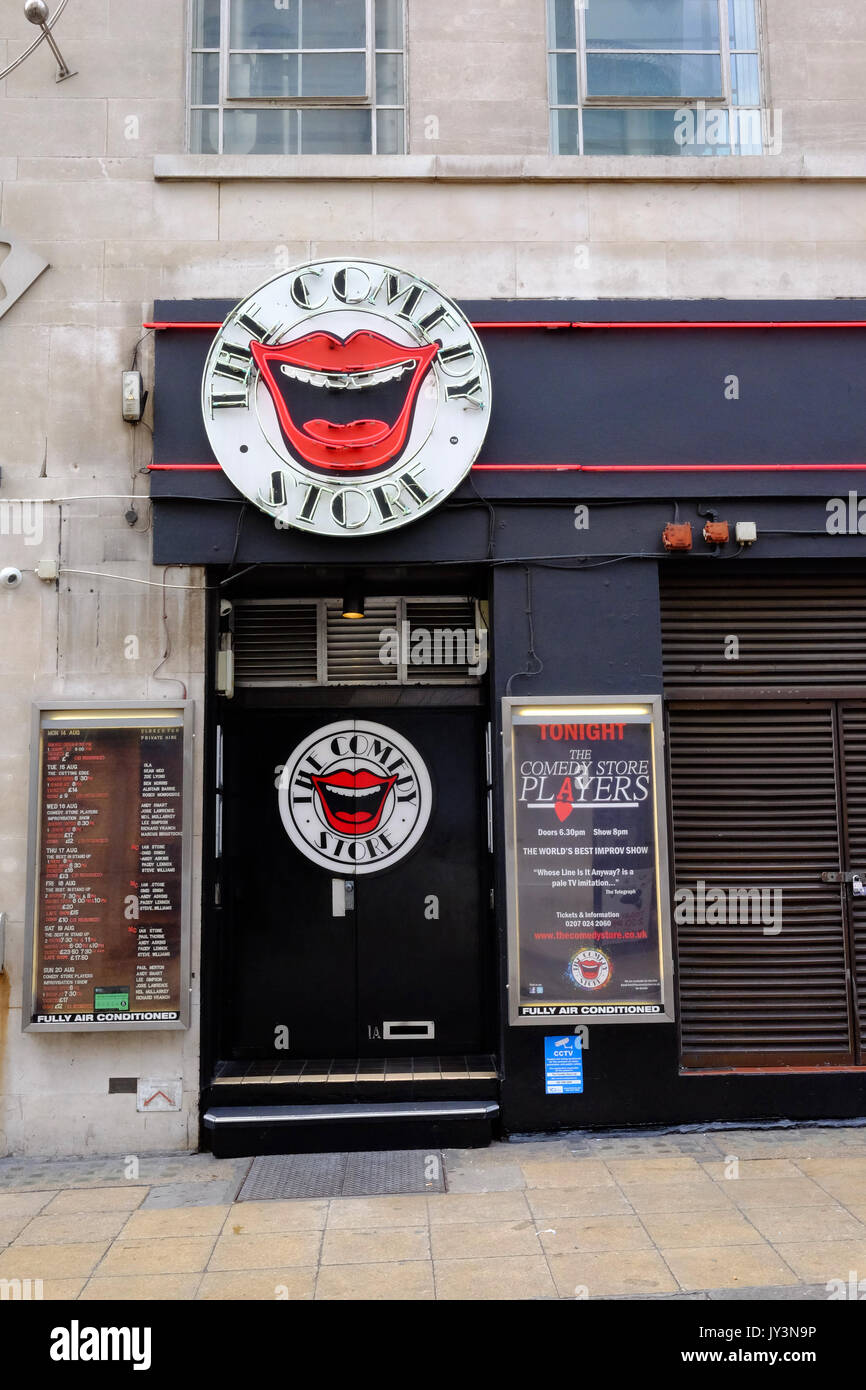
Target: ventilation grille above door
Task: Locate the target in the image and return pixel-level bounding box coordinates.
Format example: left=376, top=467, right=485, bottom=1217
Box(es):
left=403, top=601, right=484, bottom=682
left=233, top=602, right=319, bottom=684
left=325, top=603, right=400, bottom=684
left=661, top=571, right=866, bottom=690
left=231, top=598, right=482, bottom=687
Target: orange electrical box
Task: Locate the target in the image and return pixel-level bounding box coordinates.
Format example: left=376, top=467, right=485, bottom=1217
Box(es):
left=662, top=523, right=693, bottom=551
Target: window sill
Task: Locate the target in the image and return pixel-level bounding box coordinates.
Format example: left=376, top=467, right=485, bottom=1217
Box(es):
left=154, top=153, right=866, bottom=182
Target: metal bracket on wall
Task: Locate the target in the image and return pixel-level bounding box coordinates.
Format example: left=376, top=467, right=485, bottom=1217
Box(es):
left=0, top=912, right=6, bottom=972
left=0, top=229, right=49, bottom=324
left=822, top=870, right=866, bottom=896
left=0, top=1, right=75, bottom=84
left=216, top=600, right=234, bottom=697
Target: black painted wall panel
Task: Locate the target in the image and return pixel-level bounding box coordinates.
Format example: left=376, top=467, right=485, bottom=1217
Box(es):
left=150, top=296, right=866, bottom=1130
left=490, top=561, right=866, bottom=1133
left=151, top=297, right=866, bottom=511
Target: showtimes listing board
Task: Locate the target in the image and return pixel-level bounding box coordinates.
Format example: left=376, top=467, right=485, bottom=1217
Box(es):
left=25, top=708, right=191, bottom=1030
left=504, top=699, right=673, bottom=1026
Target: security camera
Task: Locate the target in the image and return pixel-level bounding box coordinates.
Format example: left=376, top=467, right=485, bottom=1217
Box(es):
left=0, top=567, right=23, bottom=589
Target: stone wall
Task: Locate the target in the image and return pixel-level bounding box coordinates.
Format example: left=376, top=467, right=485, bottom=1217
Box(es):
left=0, top=0, right=864, bottom=1154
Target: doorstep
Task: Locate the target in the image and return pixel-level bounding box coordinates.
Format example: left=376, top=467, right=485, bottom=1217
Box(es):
left=205, top=1055, right=499, bottom=1107
left=202, top=1100, right=501, bottom=1158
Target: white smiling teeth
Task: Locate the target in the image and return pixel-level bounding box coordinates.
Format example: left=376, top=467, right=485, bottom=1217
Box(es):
left=281, top=365, right=332, bottom=387
left=323, top=782, right=381, bottom=798
left=280, top=359, right=415, bottom=390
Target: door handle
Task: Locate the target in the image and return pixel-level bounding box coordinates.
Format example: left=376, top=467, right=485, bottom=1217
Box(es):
left=331, top=878, right=355, bottom=916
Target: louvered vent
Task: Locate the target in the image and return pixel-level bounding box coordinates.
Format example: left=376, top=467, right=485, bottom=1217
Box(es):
left=231, top=598, right=483, bottom=686
left=233, top=602, right=318, bottom=686
left=662, top=571, right=866, bottom=689
left=669, top=702, right=852, bottom=1066
left=405, top=600, right=480, bottom=682
left=325, top=602, right=399, bottom=684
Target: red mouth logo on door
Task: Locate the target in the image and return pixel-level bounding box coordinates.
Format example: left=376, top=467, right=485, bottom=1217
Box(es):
left=311, top=767, right=398, bottom=835
left=250, top=331, right=439, bottom=474
left=278, top=720, right=433, bottom=876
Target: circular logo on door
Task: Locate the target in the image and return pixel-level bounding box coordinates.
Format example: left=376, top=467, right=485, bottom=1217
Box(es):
left=568, top=948, right=612, bottom=991
left=278, top=721, right=432, bottom=875
left=202, top=259, right=492, bottom=539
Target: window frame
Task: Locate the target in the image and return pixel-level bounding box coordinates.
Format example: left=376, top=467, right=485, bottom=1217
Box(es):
left=223, top=0, right=373, bottom=106
left=187, top=0, right=407, bottom=155
left=548, top=0, right=769, bottom=156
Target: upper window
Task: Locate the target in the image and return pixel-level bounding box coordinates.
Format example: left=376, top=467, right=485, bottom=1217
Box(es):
left=189, top=0, right=406, bottom=155
left=548, top=0, right=764, bottom=156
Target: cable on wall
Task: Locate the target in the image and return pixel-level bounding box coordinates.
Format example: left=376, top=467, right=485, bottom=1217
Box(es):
left=504, top=567, right=544, bottom=695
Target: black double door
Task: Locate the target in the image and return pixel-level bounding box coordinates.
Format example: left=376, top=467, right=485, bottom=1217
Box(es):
left=221, top=705, right=491, bottom=1059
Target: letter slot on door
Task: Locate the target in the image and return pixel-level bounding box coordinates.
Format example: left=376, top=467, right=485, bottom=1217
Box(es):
left=383, top=1021, right=436, bottom=1040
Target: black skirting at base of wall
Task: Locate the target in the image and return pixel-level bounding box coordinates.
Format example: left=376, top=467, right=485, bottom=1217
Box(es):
left=499, top=1024, right=866, bottom=1134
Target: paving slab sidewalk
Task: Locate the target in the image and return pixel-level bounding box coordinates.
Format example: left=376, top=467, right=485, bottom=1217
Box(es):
left=1, top=1125, right=865, bottom=1301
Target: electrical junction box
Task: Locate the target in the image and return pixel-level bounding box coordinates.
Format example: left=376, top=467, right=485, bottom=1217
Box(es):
left=122, top=370, right=144, bottom=422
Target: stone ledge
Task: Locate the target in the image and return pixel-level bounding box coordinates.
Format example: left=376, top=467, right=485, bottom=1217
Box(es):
left=154, top=153, right=866, bottom=183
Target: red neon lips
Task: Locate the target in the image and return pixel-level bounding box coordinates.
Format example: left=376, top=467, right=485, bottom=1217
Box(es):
left=579, top=961, right=602, bottom=980
left=250, top=331, right=439, bottom=473
left=312, top=767, right=398, bottom=835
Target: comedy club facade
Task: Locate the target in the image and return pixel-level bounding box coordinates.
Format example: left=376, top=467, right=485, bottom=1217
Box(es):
left=6, top=0, right=866, bottom=1165
left=133, top=256, right=866, bottom=1157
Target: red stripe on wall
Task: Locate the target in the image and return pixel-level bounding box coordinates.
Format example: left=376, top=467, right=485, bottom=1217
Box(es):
left=144, top=318, right=866, bottom=332
left=149, top=461, right=866, bottom=474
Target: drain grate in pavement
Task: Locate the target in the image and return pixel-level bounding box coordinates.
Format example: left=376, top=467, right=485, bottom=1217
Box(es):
left=342, top=1150, right=443, bottom=1197
left=236, top=1149, right=445, bottom=1201
left=238, top=1153, right=346, bottom=1201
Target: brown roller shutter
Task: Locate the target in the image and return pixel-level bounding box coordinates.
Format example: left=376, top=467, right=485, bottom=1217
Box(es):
left=840, top=704, right=866, bottom=1052
left=668, top=702, right=853, bottom=1066
left=662, top=570, right=866, bottom=691
left=661, top=568, right=866, bottom=1067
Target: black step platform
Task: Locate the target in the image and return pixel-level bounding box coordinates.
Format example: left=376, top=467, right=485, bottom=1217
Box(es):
left=202, top=1056, right=500, bottom=1155
left=203, top=1099, right=501, bottom=1157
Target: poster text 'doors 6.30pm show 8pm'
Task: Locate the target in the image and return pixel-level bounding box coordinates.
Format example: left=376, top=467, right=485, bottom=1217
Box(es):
left=503, top=698, right=674, bottom=1026
left=23, top=705, right=193, bottom=1032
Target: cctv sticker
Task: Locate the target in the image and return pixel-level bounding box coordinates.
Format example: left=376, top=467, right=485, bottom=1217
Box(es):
left=201, top=259, right=492, bottom=538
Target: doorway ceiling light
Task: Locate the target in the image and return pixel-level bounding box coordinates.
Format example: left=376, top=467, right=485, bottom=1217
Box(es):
left=342, top=587, right=365, bottom=620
